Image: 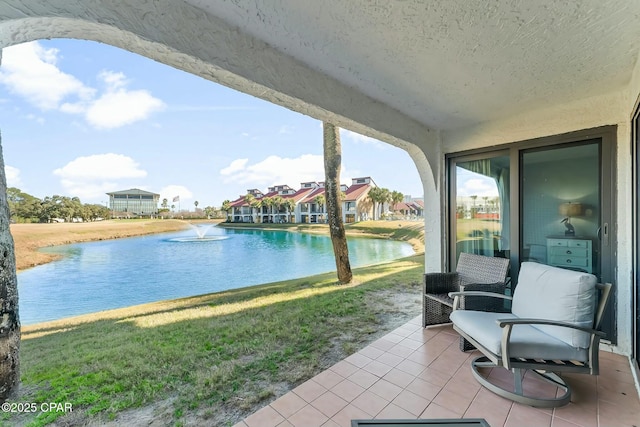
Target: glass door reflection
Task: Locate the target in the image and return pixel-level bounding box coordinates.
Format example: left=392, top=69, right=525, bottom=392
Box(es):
left=453, top=155, right=510, bottom=262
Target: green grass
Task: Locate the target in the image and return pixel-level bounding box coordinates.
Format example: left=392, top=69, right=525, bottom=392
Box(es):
left=5, top=255, right=424, bottom=427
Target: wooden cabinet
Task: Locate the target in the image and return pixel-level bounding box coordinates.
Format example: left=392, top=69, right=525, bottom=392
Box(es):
left=546, top=237, right=593, bottom=273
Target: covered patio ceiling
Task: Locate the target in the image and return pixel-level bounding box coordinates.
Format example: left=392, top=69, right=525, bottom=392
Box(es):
left=3, top=1, right=640, bottom=148
left=184, top=0, right=640, bottom=131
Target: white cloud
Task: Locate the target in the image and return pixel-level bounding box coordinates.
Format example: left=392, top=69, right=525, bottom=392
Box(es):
left=457, top=177, right=499, bottom=197
left=160, top=185, right=193, bottom=205
left=0, top=42, right=165, bottom=129
left=220, top=158, right=249, bottom=175
left=0, top=42, right=94, bottom=110
left=53, top=153, right=147, bottom=200
left=84, top=87, right=166, bottom=129
left=4, top=165, right=22, bottom=188
left=220, top=154, right=353, bottom=188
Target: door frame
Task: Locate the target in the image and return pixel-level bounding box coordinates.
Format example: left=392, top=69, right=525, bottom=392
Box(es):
left=446, top=125, right=617, bottom=342
left=632, top=95, right=640, bottom=371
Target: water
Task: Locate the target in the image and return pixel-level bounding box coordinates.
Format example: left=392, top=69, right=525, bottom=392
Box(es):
left=17, top=225, right=414, bottom=325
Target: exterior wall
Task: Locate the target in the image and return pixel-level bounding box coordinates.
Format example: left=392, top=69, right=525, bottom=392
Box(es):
left=439, top=89, right=633, bottom=355
left=110, top=195, right=158, bottom=215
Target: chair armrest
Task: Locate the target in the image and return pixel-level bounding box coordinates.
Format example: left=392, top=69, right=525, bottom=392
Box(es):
left=496, top=318, right=606, bottom=337
left=448, top=291, right=512, bottom=310
left=460, top=281, right=506, bottom=293
left=424, top=272, right=459, bottom=295
left=496, top=317, right=606, bottom=367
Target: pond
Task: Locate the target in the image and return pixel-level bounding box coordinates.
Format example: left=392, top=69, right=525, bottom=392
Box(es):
left=17, top=225, right=414, bottom=325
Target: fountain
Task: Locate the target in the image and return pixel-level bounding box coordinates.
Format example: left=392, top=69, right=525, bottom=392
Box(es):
left=190, top=223, right=213, bottom=238
left=168, top=224, right=229, bottom=242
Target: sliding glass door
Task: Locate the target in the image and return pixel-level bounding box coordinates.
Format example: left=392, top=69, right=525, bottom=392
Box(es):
left=451, top=154, right=510, bottom=262
left=520, top=142, right=600, bottom=276
left=448, top=127, right=616, bottom=342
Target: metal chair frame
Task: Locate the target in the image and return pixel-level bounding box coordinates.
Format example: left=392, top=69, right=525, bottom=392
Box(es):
left=449, top=283, right=612, bottom=408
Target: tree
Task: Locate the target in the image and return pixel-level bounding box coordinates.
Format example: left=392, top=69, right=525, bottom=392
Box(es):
left=203, top=206, right=215, bottom=219
left=161, top=198, right=168, bottom=210
left=194, top=200, right=199, bottom=211
left=0, top=135, right=20, bottom=399
left=285, top=198, right=296, bottom=222
left=244, top=194, right=255, bottom=221
left=262, top=196, right=273, bottom=222
left=470, top=195, right=478, bottom=218
left=314, top=194, right=326, bottom=212
left=221, top=200, right=231, bottom=221
left=367, top=187, right=380, bottom=220
left=323, top=122, right=352, bottom=284
left=250, top=198, right=262, bottom=223
left=272, top=195, right=284, bottom=222
left=379, top=188, right=391, bottom=218
left=391, top=190, right=404, bottom=213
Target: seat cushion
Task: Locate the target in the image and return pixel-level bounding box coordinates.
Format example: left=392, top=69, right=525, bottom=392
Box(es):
left=450, top=310, right=588, bottom=362
left=511, top=262, right=596, bottom=348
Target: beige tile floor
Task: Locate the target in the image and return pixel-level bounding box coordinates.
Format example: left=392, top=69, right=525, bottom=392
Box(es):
left=235, top=316, right=640, bottom=427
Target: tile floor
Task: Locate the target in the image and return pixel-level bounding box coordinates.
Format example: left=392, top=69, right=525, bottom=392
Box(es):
left=235, top=316, right=640, bottom=427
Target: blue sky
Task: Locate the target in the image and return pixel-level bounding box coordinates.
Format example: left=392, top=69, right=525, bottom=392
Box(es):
left=0, top=39, right=424, bottom=209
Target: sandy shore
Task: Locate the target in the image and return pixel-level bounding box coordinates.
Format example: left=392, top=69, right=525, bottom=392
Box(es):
left=10, top=219, right=194, bottom=271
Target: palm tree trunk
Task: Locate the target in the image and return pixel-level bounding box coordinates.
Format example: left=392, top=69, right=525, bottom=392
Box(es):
left=323, top=123, right=352, bottom=284
left=0, top=133, right=20, bottom=401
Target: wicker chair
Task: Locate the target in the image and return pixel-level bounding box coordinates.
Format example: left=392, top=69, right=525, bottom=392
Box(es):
left=422, top=252, right=510, bottom=351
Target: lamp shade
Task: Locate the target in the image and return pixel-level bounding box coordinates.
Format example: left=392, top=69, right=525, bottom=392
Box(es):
left=559, top=202, right=583, bottom=217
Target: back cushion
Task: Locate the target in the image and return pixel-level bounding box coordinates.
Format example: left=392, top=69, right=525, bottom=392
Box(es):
left=512, top=262, right=596, bottom=348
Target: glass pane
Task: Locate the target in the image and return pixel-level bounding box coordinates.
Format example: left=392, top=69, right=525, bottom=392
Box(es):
left=454, top=156, right=510, bottom=261
left=521, top=142, right=600, bottom=277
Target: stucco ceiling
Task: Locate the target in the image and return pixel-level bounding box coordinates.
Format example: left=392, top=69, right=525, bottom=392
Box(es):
left=184, top=0, right=640, bottom=131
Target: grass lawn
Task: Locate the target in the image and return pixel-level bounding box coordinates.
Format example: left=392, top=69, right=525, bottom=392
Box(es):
left=5, top=221, right=425, bottom=426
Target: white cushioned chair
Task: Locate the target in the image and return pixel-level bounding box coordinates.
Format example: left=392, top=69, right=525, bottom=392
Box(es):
left=449, top=262, right=611, bottom=408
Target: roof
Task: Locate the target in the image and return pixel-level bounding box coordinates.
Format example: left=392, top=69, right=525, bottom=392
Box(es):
left=343, top=183, right=371, bottom=202
left=300, top=187, right=326, bottom=203
left=106, top=188, right=160, bottom=197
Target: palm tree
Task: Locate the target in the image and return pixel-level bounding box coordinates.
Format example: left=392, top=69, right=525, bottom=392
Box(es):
left=221, top=200, right=231, bottom=221
left=285, top=198, right=296, bottom=222
left=0, top=135, right=19, bottom=398
left=367, top=187, right=383, bottom=220
left=250, top=198, right=262, bottom=223
left=323, top=122, right=352, bottom=283
left=161, top=198, right=168, bottom=210
left=261, top=196, right=273, bottom=222
left=244, top=194, right=256, bottom=222
left=194, top=200, right=199, bottom=212
left=314, top=194, right=326, bottom=212
left=470, top=195, right=478, bottom=218
left=391, top=190, right=404, bottom=213
left=271, top=195, right=284, bottom=222
left=379, top=188, right=391, bottom=218
left=314, top=194, right=326, bottom=222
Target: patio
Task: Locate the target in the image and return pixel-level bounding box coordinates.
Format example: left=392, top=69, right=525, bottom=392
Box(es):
left=235, top=316, right=640, bottom=427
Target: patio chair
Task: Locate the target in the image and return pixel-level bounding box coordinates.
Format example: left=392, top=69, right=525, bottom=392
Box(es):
left=449, top=262, right=612, bottom=408
left=422, top=252, right=510, bottom=351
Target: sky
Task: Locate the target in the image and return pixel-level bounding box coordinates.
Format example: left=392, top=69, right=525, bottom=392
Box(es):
left=0, top=39, right=425, bottom=210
